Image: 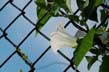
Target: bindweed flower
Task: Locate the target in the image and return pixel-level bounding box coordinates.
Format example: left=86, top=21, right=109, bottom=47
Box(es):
left=50, top=24, right=78, bottom=52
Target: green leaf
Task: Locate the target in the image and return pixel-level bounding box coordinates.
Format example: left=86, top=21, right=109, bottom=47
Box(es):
left=83, top=0, right=89, bottom=8
left=90, top=48, right=100, bottom=55
left=100, top=9, right=109, bottom=23
left=81, top=0, right=102, bottom=22
left=69, top=15, right=79, bottom=23
left=86, top=56, right=94, bottom=62
left=86, top=56, right=98, bottom=70
left=80, top=19, right=87, bottom=26
left=49, top=4, right=60, bottom=16
left=77, top=0, right=89, bottom=10
left=66, top=0, right=73, bottom=13
left=73, top=28, right=95, bottom=68
left=55, top=0, right=72, bottom=13
left=35, top=0, right=46, bottom=8
left=37, top=7, right=46, bottom=19
left=94, top=0, right=102, bottom=7
left=82, top=5, right=97, bottom=22
left=36, top=8, right=51, bottom=30
left=99, top=56, right=109, bottom=72
left=96, top=26, right=107, bottom=35
left=35, top=0, right=52, bottom=34
left=35, top=0, right=73, bottom=33
left=88, top=7, right=98, bottom=22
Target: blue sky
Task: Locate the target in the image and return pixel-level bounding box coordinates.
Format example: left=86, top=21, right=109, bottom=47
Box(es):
left=0, top=0, right=101, bottom=72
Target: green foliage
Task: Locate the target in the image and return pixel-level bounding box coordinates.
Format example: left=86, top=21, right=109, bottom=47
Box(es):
left=78, top=0, right=102, bottom=22
left=35, top=0, right=46, bottom=8
left=99, top=56, right=109, bottom=72
left=55, top=0, right=72, bottom=13
left=90, top=48, right=100, bottom=55
left=35, top=0, right=72, bottom=32
left=73, top=28, right=95, bottom=67
left=35, top=0, right=109, bottom=71
left=86, top=56, right=98, bottom=70
left=69, top=15, right=80, bottom=23
left=77, top=0, right=89, bottom=10
left=36, top=8, right=51, bottom=30
left=35, top=0, right=51, bottom=32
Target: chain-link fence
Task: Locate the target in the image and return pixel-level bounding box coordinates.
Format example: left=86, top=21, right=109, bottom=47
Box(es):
left=0, top=0, right=81, bottom=72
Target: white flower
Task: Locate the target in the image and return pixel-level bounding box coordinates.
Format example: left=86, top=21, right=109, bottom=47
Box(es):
left=50, top=24, right=78, bottom=52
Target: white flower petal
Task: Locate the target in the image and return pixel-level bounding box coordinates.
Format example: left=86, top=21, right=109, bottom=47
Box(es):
left=50, top=24, right=78, bottom=52
left=56, top=24, right=65, bottom=32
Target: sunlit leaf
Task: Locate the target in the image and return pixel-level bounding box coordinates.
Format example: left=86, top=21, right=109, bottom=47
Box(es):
left=73, top=28, right=95, bottom=67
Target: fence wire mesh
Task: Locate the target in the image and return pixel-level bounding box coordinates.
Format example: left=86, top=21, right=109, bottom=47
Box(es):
left=0, top=0, right=79, bottom=72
